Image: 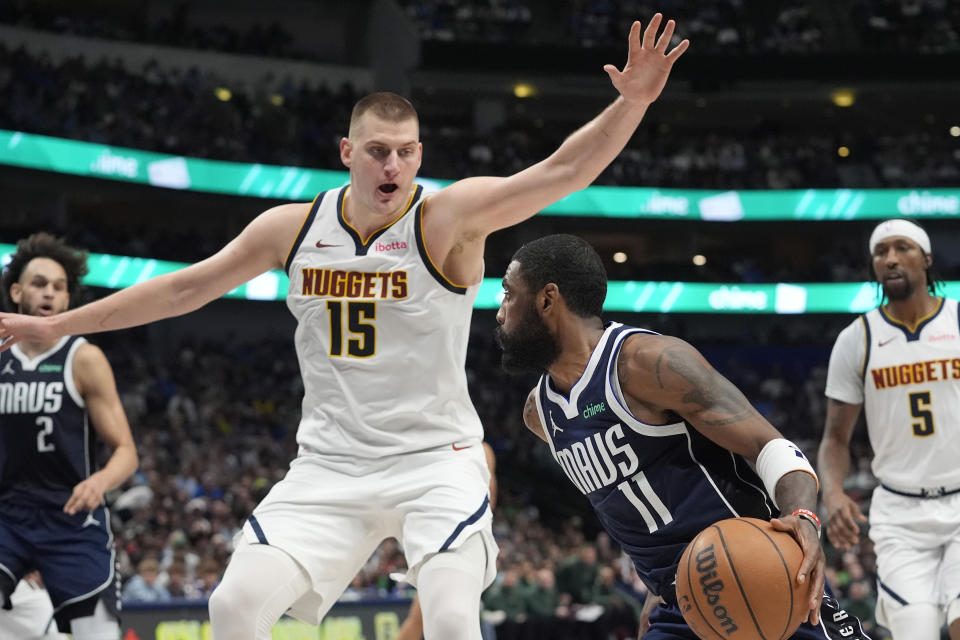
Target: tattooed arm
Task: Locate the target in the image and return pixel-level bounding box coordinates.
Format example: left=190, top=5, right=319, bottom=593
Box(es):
left=619, top=333, right=818, bottom=511
left=618, top=333, right=781, bottom=459
left=522, top=387, right=548, bottom=443
left=618, top=334, right=825, bottom=622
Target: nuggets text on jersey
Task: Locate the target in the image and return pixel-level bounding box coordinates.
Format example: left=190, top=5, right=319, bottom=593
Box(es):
left=870, top=358, right=960, bottom=389
left=300, top=268, right=408, bottom=299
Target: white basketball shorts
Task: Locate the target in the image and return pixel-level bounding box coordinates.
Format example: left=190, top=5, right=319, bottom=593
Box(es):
left=238, top=442, right=497, bottom=624
left=869, top=485, right=960, bottom=626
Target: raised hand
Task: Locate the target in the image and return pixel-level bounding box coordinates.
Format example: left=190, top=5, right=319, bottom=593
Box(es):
left=604, top=14, right=690, bottom=106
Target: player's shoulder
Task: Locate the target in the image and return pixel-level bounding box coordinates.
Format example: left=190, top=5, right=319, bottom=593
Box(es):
left=829, top=314, right=869, bottom=357
left=264, top=200, right=314, bottom=223
left=838, top=311, right=870, bottom=338
left=618, top=331, right=692, bottom=370
left=615, top=332, right=702, bottom=394
left=72, top=339, right=109, bottom=371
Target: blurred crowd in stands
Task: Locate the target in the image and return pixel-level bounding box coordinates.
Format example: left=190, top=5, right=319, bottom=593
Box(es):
left=0, top=2, right=306, bottom=60
left=402, top=0, right=532, bottom=44
left=5, top=0, right=957, bottom=54
left=1, top=43, right=958, bottom=194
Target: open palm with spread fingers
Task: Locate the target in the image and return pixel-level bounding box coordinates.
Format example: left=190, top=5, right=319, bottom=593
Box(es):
left=604, top=14, right=690, bottom=106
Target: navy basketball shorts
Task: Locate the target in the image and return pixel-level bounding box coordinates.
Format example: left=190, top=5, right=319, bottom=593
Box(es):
left=0, top=502, right=118, bottom=626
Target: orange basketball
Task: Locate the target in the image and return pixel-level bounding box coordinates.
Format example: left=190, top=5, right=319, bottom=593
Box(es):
left=675, top=517, right=810, bottom=640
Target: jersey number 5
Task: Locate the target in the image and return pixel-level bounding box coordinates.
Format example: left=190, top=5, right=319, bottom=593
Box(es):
left=327, top=301, right=376, bottom=358
left=908, top=391, right=934, bottom=437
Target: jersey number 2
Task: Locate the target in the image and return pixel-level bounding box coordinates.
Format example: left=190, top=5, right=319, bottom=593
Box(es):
left=36, top=416, right=56, bottom=452
left=908, top=391, right=934, bottom=436
left=327, top=301, right=376, bottom=357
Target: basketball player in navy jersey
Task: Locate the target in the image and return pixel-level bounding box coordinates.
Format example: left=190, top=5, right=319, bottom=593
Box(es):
left=0, top=16, right=687, bottom=640
left=0, top=233, right=138, bottom=640
left=495, top=234, right=870, bottom=640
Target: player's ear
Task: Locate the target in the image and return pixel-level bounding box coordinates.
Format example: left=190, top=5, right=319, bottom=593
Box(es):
left=540, top=283, right=560, bottom=312
left=340, top=137, right=353, bottom=167
left=924, top=252, right=933, bottom=269
left=9, top=283, right=22, bottom=305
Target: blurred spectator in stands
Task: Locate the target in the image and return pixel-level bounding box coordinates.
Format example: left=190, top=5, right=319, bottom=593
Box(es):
left=482, top=567, right=529, bottom=639
left=843, top=579, right=878, bottom=635
left=122, top=557, right=171, bottom=603
left=556, top=544, right=600, bottom=605
left=161, top=560, right=197, bottom=600
left=592, top=565, right=640, bottom=638
left=193, top=557, right=222, bottom=600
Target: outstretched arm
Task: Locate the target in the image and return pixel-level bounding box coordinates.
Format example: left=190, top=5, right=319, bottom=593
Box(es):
left=428, top=14, right=689, bottom=240
left=64, top=343, right=138, bottom=515
left=0, top=203, right=307, bottom=350
left=817, top=398, right=866, bottom=551
left=617, top=334, right=824, bottom=624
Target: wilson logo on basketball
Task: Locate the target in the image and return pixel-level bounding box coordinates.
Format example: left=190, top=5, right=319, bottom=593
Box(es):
left=374, top=240, right=407, bottom=252
left=695, top=545, right=739, bottom=635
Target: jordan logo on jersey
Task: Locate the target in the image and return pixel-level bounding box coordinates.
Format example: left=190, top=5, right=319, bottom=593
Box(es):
left=82, top=512, right=101, bottom=528
left=0, top=361, right=13, bottom=376
left=549, top=411, right=564, bottom=436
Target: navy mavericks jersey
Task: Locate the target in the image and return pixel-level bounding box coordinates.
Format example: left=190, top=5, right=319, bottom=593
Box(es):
left=0, top=336, right=93, bottom=509
left=536, top=323, right=776, bottom=599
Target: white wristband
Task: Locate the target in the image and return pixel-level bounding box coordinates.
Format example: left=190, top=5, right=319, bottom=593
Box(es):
left=755, top=438, right=818, bottom=508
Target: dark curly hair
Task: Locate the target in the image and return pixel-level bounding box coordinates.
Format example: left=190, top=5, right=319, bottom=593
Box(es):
left=1, top=232, right=89, bottom=312
left=511, top=234, right=607, bottom=318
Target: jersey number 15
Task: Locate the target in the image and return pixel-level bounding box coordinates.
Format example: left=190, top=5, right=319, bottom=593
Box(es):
left=327, top=301, right=376, bottom=358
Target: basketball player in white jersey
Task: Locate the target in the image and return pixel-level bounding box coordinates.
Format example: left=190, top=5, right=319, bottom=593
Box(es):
left=0, top=15, right=688, bottom=639
left=818, top=218, right=960, bottom=640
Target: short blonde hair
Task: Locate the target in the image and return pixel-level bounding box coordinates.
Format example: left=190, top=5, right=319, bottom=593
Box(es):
left=348, top=92, right=419, bottom=138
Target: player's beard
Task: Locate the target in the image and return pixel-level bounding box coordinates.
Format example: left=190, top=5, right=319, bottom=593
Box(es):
left=881, top=272, right=916, bottom=301
left=18, top=298, right=35, bottom=316
left=495, top=303, right=560, bottom=375
left=18, top=298, right=62, bottom=317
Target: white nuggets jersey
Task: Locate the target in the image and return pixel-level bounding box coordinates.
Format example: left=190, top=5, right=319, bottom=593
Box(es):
left=825, top=298, right=960, bottom=489
left=284, top=184, right=484, bottom=460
